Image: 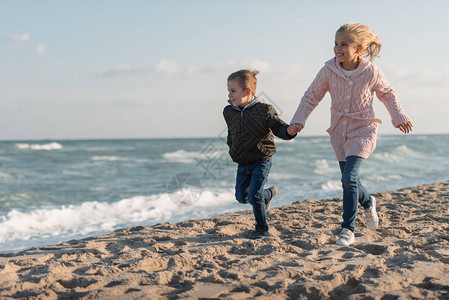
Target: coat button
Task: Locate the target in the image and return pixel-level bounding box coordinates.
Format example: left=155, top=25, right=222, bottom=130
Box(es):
left=344, top=109, right=349, bottom=113
left=346, top=95, right=350, bottom=100
left=348, top=81, right=353, bottom=86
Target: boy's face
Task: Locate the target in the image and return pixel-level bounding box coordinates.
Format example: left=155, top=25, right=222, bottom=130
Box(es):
left=227, top=80, right=252, bottom=108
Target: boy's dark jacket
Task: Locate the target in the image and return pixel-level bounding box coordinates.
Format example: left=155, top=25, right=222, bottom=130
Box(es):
left=223, top=97, right=296, bottom=165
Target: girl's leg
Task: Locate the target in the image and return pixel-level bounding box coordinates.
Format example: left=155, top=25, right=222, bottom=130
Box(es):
left=247, top=158, right=272, bottom=232
left=339, top=156, right=370, bottom=232
left=339, top=157, right=372, bottom=209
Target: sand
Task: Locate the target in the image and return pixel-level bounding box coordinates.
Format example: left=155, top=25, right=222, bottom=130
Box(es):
left=1, top=181, right=449, bottom=299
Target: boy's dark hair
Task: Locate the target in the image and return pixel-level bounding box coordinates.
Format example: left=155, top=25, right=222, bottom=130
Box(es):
left=227, top=69, right=259, bottom=96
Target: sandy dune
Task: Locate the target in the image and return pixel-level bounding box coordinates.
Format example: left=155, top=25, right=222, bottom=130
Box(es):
left=1, top=181, right=449, bottom=299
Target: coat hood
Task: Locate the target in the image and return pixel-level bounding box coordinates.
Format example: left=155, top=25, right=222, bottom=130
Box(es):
left=228, top=96, right=260, bottom=111
left=325, top=57, right=372, bottom=79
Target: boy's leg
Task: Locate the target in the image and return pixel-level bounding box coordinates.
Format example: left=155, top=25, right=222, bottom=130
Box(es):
left=247, top=158, right=272, bottom=232
left=235, top=164, right=251, bottom=204
left=339, top=156, right=367, bottom=232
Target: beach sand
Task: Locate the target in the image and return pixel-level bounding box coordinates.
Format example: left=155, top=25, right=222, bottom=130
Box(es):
left=1, top=181, right=449, bottom=299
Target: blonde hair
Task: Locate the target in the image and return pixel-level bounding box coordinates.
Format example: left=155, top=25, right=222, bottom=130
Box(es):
left=227, top=69, right=259, bottom=95
left=337, top=23, right=382, bottom=61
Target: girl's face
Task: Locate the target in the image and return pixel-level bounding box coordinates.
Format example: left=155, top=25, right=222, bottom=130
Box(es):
left=227, top=80, right=252, bottom=108
left=334, top=32, right=361, bottom=69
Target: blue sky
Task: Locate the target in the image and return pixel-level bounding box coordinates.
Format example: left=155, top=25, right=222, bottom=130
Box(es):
left=1, top=0, right=448, bottom=140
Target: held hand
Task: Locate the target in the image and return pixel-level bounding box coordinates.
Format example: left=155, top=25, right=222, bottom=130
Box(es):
left=396, top=121, right=413, bottom=134
left=287, top=123, right=304, bottom=135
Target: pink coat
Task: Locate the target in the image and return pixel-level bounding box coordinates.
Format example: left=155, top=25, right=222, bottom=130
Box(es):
left=291, top=58, right=410, bottom=161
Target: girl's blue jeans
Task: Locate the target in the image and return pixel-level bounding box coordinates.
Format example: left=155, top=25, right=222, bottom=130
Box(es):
left=235, top=157, right=272, bottom=232
left=339, top=156, right=373, bottom=232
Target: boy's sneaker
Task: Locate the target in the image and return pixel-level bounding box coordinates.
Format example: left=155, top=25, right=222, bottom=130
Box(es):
left=364, top=196, right=379, bottom=229
left=336, top=228, right=355, bottom=246
left=265, top=186, right=278, bottom=210
left=255, top=228, right=270, bottom=239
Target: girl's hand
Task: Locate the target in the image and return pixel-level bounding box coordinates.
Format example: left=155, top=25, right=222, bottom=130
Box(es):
left=288, top=123, right=304, bottom=135
left=396, top=121, right=413, bottom=133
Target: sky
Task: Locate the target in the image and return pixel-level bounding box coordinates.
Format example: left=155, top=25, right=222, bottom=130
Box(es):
left=1, top=0, right=448, bottom=140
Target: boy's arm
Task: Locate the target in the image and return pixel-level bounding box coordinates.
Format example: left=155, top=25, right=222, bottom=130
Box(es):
left=223, top=108, right=233, bottom=147
left=267, top=105, right=297, bottom=140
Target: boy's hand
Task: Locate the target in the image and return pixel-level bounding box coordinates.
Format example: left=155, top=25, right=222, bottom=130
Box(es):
left=288, top=123, right=304, bottom=135
left=396, top=121, right=413, bottom=134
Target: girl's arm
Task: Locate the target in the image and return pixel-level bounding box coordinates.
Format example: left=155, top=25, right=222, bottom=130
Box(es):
left=374, top=68, right=412, bottom=133
left=290, top=66, right=329, bottom=132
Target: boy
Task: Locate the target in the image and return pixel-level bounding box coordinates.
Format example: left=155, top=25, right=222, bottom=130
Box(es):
left=223, top=69, right=297, bottom=239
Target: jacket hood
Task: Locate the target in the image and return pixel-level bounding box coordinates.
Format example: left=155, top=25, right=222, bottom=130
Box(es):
left=325, top=57, right=372, bottom=79
left=228, top=96, right=260, bottom=111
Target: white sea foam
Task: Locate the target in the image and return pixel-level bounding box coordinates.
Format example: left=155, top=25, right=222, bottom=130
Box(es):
left=313, top=159, right=334, bottom=175
left=91, top=156, right=128, bottom=161
left=365, top=174, right=402, bottom=183
left=0, top=188, right=235, bottom=251
left=321, top=180, right=342, bottom=192
left=163, top=149, right=200, bottom=163
left=0, top=171, right=12, bottom=179
left=269, top=172, right=298, bottom=180
left=372, top=145, right=421, bottom=163
left=15, top=142, right=63, bottom=150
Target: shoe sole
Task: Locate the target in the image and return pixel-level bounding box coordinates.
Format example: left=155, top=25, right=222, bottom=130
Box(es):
left=265, top=186, right=278, bottom=210
left=336, top=240, right=354, bottom=246
left=366, top=196, right=379, bottom=229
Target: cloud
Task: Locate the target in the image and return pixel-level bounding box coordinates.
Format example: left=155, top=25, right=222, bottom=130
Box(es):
left=386, top=65, right=410, bottom=79
left=98, top=59, right=182, bottom=77
left=4, top=33, right=30, bottom=42
left=243, top=59, right=271, bottom=73
left=155, top=59, right=182, bottom=75
left=99, top=58, right=273, bottom=78
left=386, top=64, right=449, bottom=87
left=36, top=43, right=46, bottom=55
left=100, top=64, right=152, bottom=77
left=194, top=59, right=272, bottom=75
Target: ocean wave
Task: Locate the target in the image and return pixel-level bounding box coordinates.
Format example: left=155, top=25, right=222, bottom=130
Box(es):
left=91, top=156, right=128, bottom=161
left=365, top=174, right=402, bottom=183
left=372, top=145, right=422, bottom=163
left=163, top=149, right=198, bottom=163
left=0, top=171, right=12, bottom=179
left=269, top=172, right=298, bottom=180
left=321, top=180, right=341, bottom=191
left=15, top=142, right=63, bottom=151
left=0, top=188, right=235, bottom=251
left=313, top=159, right=336, bottom=175
left=162, top=149, right=224, bottom=164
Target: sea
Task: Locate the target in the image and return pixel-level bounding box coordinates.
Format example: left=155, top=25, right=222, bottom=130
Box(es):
left=1, top=134, right=448, bottom=253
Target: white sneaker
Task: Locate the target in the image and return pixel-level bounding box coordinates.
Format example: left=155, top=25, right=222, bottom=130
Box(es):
left=336, top=228, right=355, bottom=246
left=364, top=196, right=379, bottom=229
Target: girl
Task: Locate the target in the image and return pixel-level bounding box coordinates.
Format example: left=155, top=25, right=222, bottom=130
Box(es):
left=288, top=23, right=413, bottom=246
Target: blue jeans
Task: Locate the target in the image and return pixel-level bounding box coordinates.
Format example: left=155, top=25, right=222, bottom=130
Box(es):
left=339, top=156, right=372, bottom=232
left=235, top=157, right=272, bottom=231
